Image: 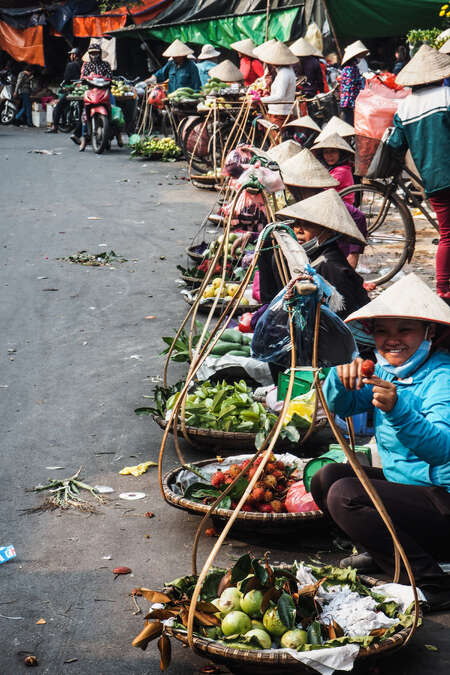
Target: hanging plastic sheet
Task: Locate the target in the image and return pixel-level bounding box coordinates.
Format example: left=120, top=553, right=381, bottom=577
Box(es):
left=0, top=21, right=45, bottom=66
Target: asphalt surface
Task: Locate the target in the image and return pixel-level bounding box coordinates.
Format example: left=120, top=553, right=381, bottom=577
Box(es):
left=0, top=126, right=449, bottom=675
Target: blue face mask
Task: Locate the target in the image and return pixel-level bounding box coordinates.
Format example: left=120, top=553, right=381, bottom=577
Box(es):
left=375, top=338, right=432, bottom=379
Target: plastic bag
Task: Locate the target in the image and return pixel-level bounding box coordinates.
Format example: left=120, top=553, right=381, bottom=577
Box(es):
left=236, top=163, right=284, bottom=193
left=285, top=480, right=320, bottom=513
left=251, top=266, right=358, bottom=368
left=111, top=104, right=125, bottom=128
left=222, top=144, right=253, bottom=178
left=284, top=389, right=316, bottom=427
left=354, top=79, right=409, bottom=176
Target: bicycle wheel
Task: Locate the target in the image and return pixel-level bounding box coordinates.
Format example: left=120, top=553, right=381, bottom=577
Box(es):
left=180, top=115, right=214, bottom=174
left=339, top=182, right=416, bottom=286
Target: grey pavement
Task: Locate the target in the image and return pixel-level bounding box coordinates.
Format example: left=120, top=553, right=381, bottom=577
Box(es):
left=0, top=126, right=448, bottom=675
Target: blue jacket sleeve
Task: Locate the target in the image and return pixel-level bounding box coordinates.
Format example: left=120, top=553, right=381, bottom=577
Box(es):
left=154, top=62, right=170, bottom=84
left=384, top=382, right=450, bottom=466
left=322, top=368, right=374, bottom=417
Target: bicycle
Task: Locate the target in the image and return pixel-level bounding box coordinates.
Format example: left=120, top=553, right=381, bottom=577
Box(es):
left=339, top=165, right=439, bottom=286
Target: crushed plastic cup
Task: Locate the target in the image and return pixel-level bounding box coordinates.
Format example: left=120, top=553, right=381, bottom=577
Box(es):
left=0, top=545, right=16, bottom=564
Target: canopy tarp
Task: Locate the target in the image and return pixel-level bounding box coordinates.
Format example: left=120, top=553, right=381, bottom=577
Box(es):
left=0, top=20, right=44, bottom=65
left=326, top=0, right=445, bottom=39
left=72, top=1, right=172, bottom=37
left=147, top=7, right=301, bottom=48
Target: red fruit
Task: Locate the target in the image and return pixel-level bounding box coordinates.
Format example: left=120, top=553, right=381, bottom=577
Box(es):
left=241, top=504, right=253, bottom=512
left=205, top=527, right=217, bottom=537
left=224, top=477, right=233, bottom=485
left=258, top=503, right=273, bottom=513
left=251, top=486, right=265, bottom=503
left=211, top=471, right=225, bottom=487
left=361, top=359, right=375, bottom=378
left=264, top=489, right=273, bottom=503
left=230, top=501, right=238, bottom=509
left=270, top=499, right=282, bottom=513
left=241, top=460, right=251, bottom=469
left=229, top=464, right=241, bottom=478
left=247, top=467, right=258, bottom=480
left=272, top=469, right=283, bottom=479
left=266, top=463, right=276, bottom=473
left=275, top=461, right=285, bottom=470
left=275, top=484, right=285, bottom=493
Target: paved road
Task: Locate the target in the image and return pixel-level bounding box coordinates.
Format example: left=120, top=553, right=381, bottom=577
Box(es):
left=1, top=127, right=449, bottom=675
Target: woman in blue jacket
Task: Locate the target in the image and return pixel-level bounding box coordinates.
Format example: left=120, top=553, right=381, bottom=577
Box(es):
left=311, top=273, right=450, bottom=611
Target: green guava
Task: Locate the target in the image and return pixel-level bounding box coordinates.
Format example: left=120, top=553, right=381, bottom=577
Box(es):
left=280, top=628, right=308, bottom=649
left=221, top=610, right=252, bottom=636
left=240, top=590, right=264, bottom=618
left=244, top=628, right=272, bottom=649
left=262, top=606, right=289, bottom=638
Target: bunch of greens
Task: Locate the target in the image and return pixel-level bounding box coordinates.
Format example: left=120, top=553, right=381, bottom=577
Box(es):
left=159, top=323, right=209, bottom=363
left=407, top=27, right=445, bottom=49
left=130, top=136, right=182, bottom=160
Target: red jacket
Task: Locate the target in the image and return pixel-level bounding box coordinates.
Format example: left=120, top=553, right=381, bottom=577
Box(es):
left=239, top=56, right=264, bottom=87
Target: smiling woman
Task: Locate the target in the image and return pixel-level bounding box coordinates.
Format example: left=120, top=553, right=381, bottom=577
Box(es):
left=310, top=273, right=450, bottom=612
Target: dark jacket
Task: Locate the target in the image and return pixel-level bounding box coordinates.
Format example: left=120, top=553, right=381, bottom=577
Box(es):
left=259, top=237, right=369, bottom=318
left=298, top=56, right=324, bottom=97
left=63, top=59, right=82, bottom=82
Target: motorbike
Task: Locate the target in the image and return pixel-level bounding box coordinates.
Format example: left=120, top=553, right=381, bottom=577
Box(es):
left=83, top=73, right=122, bottom=154
left=0, top=72, right=17, bottom=125
left=56, top=80, right=82, bottom=133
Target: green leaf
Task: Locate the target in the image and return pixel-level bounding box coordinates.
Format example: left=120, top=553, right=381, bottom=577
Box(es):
left=277, top=593, right=296, bottom=630
left=228, top=476, right=249, bottom=501
left=201, top=568, right=227, bottom=601
left=231, top=554, right=253, bottom=584
left=252, top=559, right=269, bottom=586
left=425, top=644, right=438, bottom=652
left=134, top=407, right=155, bottom=416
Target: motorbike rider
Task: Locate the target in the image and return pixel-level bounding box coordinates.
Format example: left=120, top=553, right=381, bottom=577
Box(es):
left=79, top=43, right=122, bottom=152
left=47, top=47, right=82, bottom=139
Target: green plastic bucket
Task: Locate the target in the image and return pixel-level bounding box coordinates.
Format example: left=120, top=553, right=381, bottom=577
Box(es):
left=303, top=445, right=372, bottom=492
left=277, top=367, right=330, bottom=401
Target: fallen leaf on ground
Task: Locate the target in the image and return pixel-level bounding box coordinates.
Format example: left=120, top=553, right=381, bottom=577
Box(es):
left=63, top=658, right=78, bottom=663
left=145, top=316, right=156, bottom=320
left=120, top=462, right=157, bottom=477
left=425, top=644, right=438, bottom=651
left=36, top=618, right=46, bottom=625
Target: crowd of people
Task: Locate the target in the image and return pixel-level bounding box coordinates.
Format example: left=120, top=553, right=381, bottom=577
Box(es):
left=2, top=29, right=450, bottom=610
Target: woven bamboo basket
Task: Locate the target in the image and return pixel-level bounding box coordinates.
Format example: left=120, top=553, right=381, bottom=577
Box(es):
left=153, top=415, right=328, bottom=452
left=166, top=573, right=421, bottom=674
left=162, top=458, right=324, bottom=535
left=186, top=244, right=208, bottom=263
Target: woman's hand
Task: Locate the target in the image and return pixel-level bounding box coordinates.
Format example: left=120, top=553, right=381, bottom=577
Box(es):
left=336, top=357, right=364, bottom=390
left=363, top=376, right=398, bottom=412
left=336, top=359, right=398, bottom=411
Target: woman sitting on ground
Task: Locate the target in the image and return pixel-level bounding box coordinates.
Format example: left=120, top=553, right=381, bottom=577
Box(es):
left=311, top=274, right=450, bottom=611
left=260, top=189, right=369, bottom=317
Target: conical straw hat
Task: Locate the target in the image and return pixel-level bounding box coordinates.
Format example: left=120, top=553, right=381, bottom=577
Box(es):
left=230, top=38, right=256, bottom=58
left=285, top=115, right=321, bottom=132
left=438, top=28, right=450, bottom=41
left=315, top=115, right=355, bottom=142
left=396, top=44, right=450, bottom=86
left=253, top=39, right=276, bottom=58
left=208, top=59, right=243, bottom=82
left=289, top=37, right=317, bottom=57
left=254, top=39, right=298, bottom=66
left=440, top=38, right=450, bottom=55
left=341, top=40, right=369, bottom=66
left=266, top=140, right=303, bottom=164
left=312, top=132, right=355, bottom=155
left=276, top=189, right=367, bottom=243
left=344, top=273, right=450, bottom=326
left=163, top=39, right=193, bottom=58
left=280, top=148, right=339, bottom=188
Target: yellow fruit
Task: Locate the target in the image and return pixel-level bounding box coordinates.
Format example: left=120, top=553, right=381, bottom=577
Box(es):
left=212, top=278, right=223, bottom=290
left=240, top=297, right=249, bottom=305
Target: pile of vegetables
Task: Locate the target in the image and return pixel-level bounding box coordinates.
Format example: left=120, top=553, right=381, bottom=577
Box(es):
left=167, top=87, right=204, bottom=103
left=208, top=329, right=251, bottom=358
left=201, top=278, right=247, bottom=302
left=111, top=79, right=135, bottom=97
left=202, top=78, right=226, bottom=96
left=182, top=454, right=319, bottom=513
left=129, top=136, right=182, bottom=160
left=165, top=380, right=276, bottom=437
left=131, top=554, right=419, bottom=667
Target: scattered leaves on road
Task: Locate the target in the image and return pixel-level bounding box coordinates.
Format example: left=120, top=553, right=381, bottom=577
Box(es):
left=57, top=250, right=127, bottom=266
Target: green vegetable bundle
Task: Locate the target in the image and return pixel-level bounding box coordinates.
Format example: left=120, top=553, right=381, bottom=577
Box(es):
left=166, top=380, right=277, bottom=437
left=210, top=329, right=251, bottom=358
left=130, top=136, right=181, bottom=160
left=167, top=87, right=205, bottom=102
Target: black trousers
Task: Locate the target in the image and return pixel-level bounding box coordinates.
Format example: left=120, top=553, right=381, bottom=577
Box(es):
left=310, top=463, right=450, bottom=588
